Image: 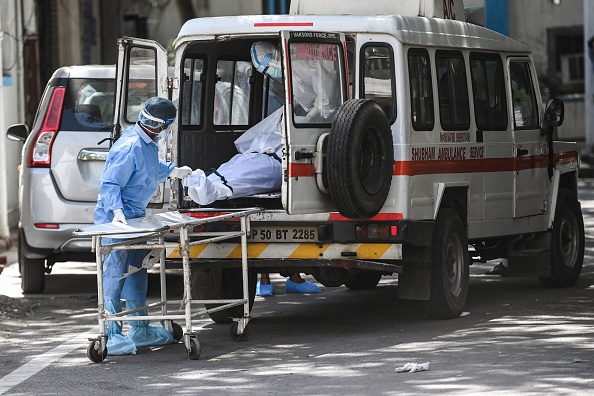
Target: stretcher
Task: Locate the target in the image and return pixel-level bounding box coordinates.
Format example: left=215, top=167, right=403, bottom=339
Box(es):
left=73, top=208, right=261, bottom=362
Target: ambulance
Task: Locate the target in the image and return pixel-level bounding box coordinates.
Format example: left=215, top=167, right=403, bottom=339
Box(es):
left=111, top=0, right=584, bottom=321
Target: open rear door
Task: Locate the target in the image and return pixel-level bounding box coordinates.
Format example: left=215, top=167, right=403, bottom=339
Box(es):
left=113, top=37, right=169, bottom=207
left=280, top=31, right=348, bottom=214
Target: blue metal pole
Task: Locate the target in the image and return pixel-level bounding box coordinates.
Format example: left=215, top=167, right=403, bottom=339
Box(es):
left=266, top=0, right=275, bottom=15
left=279, top=0, right=289, bottom=14
left=485, top=0, right=509, bottom=36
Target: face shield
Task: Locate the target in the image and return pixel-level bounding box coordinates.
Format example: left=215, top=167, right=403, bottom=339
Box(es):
left=251, top=41, right=282, bottom=82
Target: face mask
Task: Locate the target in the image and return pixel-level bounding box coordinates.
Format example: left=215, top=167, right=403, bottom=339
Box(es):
left=157, top=125, right=171, bottom=141
left=266, top=66, right=282, bottom=80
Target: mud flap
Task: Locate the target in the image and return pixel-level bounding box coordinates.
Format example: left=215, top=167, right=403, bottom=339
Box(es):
left=398, top=266, right=431, bottom=300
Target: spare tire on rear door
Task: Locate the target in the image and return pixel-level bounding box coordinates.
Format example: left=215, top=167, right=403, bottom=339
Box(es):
left=327, top=99, right=394, bottom=218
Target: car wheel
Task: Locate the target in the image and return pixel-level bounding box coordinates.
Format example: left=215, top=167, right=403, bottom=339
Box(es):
left=539, top=188, right=584, bottom=288
left=327, top=99, right=394, bottom=218
left=191, top=267, right=256, bottom=323
left=424, top=208, right=469, bottom=319
left=18, top=234, right=46, bottom=294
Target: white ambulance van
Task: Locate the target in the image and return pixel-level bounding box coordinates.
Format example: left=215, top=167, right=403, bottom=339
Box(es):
left=112, top=0, right=584, bottom=321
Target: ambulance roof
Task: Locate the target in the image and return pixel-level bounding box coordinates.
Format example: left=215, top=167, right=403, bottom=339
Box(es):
left=176, top=14, right=527, bottom=54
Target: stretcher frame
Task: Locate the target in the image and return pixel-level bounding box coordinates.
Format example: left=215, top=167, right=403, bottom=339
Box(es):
left=74, top=208, right=262, bottom=362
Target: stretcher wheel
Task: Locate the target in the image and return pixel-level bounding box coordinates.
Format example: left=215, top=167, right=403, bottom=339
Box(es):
left=171, top=322, right=183, bottom=342
left=187, top=337, right=201, bottom=360
left=230, top=321, right=250, bottom=342
left=87, top=340, right=107, bottom=363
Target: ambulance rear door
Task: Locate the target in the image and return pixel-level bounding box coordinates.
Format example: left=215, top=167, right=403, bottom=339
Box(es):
left=113, top=37, right=170, bottom=207
left=280, top=31, right=348, bottom=214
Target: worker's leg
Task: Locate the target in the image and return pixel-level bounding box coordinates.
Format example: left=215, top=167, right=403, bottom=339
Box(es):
left=256, top=272, right=274, bottom=296
left=122, top=249, right=174, bottom=347
left=102, top=241, right=137, bottom=355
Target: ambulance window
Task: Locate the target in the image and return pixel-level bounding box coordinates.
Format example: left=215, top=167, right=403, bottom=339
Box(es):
left=361, top=44, right=396, bottom=123
left=436, top=51, right=470, bottom=131
left=470, top=53, right=507, bottom=130
left=125, top=47, right=158, bottom=124
left=214, top=60, right=252, bottom=126
left=510, top=62, right=538, bottom=129
left=408, top=48, right=434, bottom=131
left=181, top=58, right=204, bottom=126
left=262, top=76, right=284, bottom=117
left=289, top=42, right=345, bottom=125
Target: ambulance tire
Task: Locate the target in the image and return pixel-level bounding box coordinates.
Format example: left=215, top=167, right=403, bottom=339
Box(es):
left=344, top=271, right=382, bottom=290
left=191, top=267, right=257, bottom=323
left=424, top=209, right=469, bottom=319
left=327, top=99, right=393, bottom=218
left=539, top=188, right=584, bottom=288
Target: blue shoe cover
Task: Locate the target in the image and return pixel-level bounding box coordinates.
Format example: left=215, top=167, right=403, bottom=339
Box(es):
left=104, top=300, right=137, bottom=355
left=128, top=325, right=174, bottom=347
left=124, top=299, right=174, bottom=347
left=286, top=279, right=321, bottom=293
left=256, top=281, right=275, bottom=297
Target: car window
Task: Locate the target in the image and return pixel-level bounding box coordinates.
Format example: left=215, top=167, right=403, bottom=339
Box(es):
left=408, top=48, right=434, bottom=131
left=510, top=61, right=539, bottom=129
left=436, top=50, right=470, bottom=130
left=214, top=60, right=252, bottom=126
left=361, top=44, right=396, bottom=123
left=60, top=78, right=115, bottom=132
left=470, top=53, right=507, bottom=131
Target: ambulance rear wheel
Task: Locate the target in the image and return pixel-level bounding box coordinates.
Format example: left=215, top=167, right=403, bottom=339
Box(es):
left=539, top=188, right=584, bottom=287
left=424, top=209, right=469, bottom=319
left=191, top=267, right=256, bottom=323
left=327, top=99, right=393, bottom=218
left=344, top=271, right=382, bottom=290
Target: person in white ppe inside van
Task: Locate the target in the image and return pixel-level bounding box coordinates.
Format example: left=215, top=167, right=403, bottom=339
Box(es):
left=182, top=41, right=321, bottom=295
left=94, top=97, right=192, bottom=355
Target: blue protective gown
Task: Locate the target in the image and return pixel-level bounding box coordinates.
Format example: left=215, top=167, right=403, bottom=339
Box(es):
left=94, top=123, right=174, bottom=301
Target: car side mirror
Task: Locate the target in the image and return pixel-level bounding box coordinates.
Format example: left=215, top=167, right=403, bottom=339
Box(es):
left=6, top=124, right=29, bottom=142
left=543, top=98, right=564, bottom=128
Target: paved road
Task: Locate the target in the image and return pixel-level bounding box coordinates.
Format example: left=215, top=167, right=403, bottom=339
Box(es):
left=0, top=182, right=593, bottom=395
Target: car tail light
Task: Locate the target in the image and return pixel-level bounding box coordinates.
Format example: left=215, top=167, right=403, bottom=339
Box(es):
left=355, top=224, right=391, bottom=239
left=34, top=223, right=59, bottom=229
left=28, top=87, right=66, bottom=168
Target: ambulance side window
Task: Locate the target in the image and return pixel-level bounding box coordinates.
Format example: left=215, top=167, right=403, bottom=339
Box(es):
left=214, top=60, right=252, bottom=126
left=408, top=48, right=434, bottom=131
left=510, top=62, right=539, bottom=129
left=436, top=50, right=470, bottom=130
left=470, top=53, right=507, bottom=130
left=181, top=57, right=205, bottom=126
left=361, top=44, right=396, bottom=122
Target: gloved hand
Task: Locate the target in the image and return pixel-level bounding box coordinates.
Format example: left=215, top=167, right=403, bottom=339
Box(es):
left=112, top=209, right=128, bottom=225
left=169, top=166, right=193, bottom=179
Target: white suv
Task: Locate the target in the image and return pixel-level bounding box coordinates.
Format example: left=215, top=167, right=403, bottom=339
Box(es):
left=7, top=65, right=115, bottom=293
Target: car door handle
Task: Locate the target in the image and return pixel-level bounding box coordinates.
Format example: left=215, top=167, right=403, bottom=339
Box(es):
left=78, top=148, right=109, bottom=161
left=516, top=148, right=529, bottom=156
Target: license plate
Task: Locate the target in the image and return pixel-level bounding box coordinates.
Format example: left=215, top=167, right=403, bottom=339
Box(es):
left=247, top=226, right=318, bottom=242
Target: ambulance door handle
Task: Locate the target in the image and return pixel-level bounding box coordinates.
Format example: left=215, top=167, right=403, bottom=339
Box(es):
left=517, top=148, right=529, bottom=157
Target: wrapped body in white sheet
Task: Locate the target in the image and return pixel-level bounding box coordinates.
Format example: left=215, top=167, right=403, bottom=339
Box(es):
left=183, top=108, right=283, bottom=205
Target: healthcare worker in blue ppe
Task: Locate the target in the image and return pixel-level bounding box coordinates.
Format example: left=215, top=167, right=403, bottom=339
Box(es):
left=94, top=97, right=192, bottom=355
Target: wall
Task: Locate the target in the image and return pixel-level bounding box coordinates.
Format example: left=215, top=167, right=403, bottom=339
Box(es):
left=0, top=0, right=25, bottom=238
left=508, top=0, right=582, bottom=79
